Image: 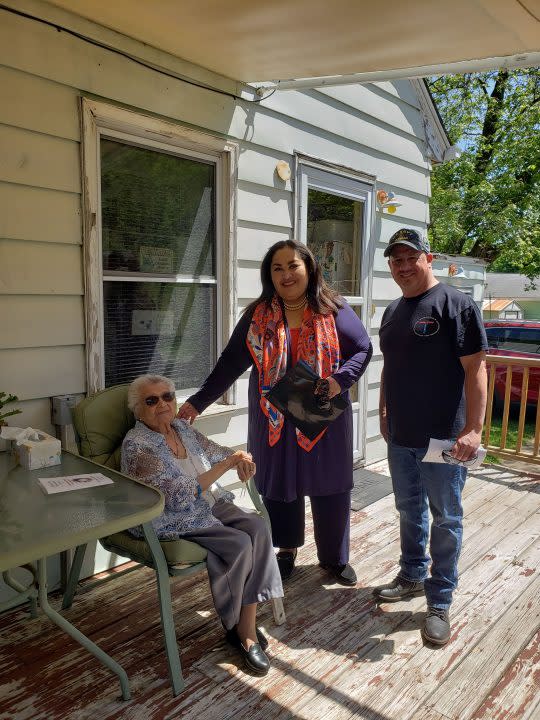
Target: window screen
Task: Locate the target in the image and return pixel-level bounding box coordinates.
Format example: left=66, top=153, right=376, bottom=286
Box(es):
left=100, top=137, right=217, bottom=389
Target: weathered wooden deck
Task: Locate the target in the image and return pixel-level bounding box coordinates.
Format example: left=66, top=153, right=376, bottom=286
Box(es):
left=1, top=465, right=539, bottom=720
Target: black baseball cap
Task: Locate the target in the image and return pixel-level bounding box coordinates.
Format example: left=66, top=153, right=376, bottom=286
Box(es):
left=384, top=228, right=430, bottom=257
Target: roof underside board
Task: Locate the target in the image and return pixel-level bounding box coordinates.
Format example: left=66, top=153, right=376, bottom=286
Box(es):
left=45, top=0, right=540, bottom=83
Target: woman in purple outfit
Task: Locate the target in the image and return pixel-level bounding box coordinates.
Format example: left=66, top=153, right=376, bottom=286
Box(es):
left=178, top=240, right=372, bottom=585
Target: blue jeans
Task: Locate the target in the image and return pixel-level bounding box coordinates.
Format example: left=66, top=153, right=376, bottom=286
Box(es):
left=388, top=441, right=467, bottom=609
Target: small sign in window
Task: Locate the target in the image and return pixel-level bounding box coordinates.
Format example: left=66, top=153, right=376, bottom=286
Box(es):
left=139, top=246, right=174, bottom=274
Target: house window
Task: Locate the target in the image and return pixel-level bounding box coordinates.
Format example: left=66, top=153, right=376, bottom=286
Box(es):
left=100, top=138, right=217, bottom=392
left=307, top=188, right=363, bottom=297
left=81, top=100, right=237, bottom=395
left=296, top=162, right=373, bottom=309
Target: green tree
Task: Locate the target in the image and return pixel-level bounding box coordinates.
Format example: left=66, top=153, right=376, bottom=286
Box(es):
left=428, top=69, right=540, bottom=280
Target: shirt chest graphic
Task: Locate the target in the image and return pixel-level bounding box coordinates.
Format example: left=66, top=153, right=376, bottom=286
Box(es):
left=413, top=316, right=440, bottom=337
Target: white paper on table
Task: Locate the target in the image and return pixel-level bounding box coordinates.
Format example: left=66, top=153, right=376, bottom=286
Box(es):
left=37, top=473, right=113, bottom=494
left=422, top=438, right=487, bottom=469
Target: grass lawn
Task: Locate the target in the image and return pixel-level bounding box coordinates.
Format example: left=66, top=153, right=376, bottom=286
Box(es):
left=484, top=411, right=536, bottom=464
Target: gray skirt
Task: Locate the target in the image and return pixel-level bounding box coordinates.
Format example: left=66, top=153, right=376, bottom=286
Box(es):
left=182, top=502, right=283, bottom=630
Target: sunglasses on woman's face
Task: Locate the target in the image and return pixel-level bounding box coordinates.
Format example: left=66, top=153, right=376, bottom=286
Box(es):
left=144, top=391, right=176, bottom=406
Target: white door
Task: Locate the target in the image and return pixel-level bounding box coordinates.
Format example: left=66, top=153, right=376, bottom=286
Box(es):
left=296, top=163, right=374, bottom=463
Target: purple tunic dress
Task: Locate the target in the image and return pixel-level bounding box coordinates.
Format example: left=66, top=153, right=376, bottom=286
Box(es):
left=188, top=301, right=372, bottom=502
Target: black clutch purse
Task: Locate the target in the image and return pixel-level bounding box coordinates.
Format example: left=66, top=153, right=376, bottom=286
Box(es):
left=265, top=360, right=348, bottom=440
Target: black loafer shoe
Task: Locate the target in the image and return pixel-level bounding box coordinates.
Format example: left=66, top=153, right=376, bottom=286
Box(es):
left=276, top=550, right=297, bottom=581
left=373, top=575, right=425, bottom=603
left=225, top=626, right=269, bottom=651
left=422, top=607, right=451, bottom=646
left=319, top=562, right=357, bottom=586
left=240, top=642, right=270, bottom=675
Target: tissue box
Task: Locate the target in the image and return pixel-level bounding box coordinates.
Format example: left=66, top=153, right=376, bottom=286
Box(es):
left=15, top=431, right=61, bottom=470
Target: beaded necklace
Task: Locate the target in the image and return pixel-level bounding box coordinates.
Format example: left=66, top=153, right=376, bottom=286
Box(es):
left=283, top=296, right=307, bottom=311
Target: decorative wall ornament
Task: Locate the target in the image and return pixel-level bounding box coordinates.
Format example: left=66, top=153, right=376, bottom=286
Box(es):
left=275, top=160, right=291, bottom=181
left=376, top=189, right=402, bottom=214
left=448, top=264, right=466, bottom=277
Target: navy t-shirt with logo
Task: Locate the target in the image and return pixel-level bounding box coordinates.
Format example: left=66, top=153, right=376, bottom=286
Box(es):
left=379, top=283, right=488, bottom=448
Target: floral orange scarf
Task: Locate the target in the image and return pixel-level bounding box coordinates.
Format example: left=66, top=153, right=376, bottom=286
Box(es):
left=246, top=295, right=341, bottom=451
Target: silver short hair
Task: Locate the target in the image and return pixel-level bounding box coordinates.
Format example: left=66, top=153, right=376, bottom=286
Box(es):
left=127, top=374, right=176, bottom=415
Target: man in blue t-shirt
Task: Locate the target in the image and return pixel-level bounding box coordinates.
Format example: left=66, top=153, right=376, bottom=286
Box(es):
left=374, top=228, right=488, bottom=646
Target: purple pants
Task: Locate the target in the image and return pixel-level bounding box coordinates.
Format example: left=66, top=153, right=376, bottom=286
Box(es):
left=263, top=491, right=351, bottom=566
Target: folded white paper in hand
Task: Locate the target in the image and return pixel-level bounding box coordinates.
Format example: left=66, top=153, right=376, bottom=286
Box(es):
left=0, top=426, right=42, bottom=443
left=422, top=437, right=486, bottom=469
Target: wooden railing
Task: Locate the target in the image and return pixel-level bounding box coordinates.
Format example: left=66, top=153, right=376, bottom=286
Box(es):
left=484, top=355, right=540, bottom=465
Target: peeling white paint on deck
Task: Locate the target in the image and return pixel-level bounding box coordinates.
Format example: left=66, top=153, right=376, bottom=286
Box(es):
left=0, top=466, right=538, bottom=719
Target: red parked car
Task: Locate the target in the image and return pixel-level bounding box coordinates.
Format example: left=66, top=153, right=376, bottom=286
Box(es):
left=484, top=319, right=540, bottom=407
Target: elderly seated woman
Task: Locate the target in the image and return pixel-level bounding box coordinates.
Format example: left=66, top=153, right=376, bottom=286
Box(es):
left=122, top=374, right=283, bottom=676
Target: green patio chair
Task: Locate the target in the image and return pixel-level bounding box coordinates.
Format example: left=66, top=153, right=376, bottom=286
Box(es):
left=62, top=384, right=285, bottom=696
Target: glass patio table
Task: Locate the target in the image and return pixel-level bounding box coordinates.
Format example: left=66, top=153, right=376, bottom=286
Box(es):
left=0, top=450, right=165, bottom=701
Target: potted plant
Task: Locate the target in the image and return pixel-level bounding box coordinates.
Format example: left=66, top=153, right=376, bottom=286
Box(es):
left=0, top=391, right=22, bottom=451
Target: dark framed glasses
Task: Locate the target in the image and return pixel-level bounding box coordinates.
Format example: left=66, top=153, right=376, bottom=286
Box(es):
left=144, top=391, right=176, bottom=406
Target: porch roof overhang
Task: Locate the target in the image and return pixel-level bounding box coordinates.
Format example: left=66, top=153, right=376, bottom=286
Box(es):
left=46, top=0, right=540, bottom=87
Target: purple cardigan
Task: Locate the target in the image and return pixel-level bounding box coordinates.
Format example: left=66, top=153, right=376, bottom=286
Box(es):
left=189, top=301, right=372, bottom=501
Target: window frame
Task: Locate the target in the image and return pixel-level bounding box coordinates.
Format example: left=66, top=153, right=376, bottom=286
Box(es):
left=81, top=98, right=238, bottom=396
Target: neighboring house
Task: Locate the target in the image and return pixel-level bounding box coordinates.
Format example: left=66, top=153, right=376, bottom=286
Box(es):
left=0, top=0, right=452, bottom=594
left=484, top=274, right=540, bottom=320
left=483, top=298, right=524, bottom=320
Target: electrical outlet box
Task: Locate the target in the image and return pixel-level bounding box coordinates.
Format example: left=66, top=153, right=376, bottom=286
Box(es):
left=52, top=395, right=78, bottom=426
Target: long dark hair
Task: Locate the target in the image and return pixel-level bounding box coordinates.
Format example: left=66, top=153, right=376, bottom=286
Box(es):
left=244, top=239, right=343, bottom=317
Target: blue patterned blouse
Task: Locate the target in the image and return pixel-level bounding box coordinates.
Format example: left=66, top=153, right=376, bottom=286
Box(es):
left=121, top=419, right=234, bottom=539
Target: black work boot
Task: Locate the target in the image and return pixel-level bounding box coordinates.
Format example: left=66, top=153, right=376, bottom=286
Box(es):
left=422, top=607, right=451, bottom=646
left=372, top=575, right=425, bottom=603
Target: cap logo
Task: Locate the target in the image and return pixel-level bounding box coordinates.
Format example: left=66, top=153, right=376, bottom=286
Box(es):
left=393, top=230, right=416, bottom=243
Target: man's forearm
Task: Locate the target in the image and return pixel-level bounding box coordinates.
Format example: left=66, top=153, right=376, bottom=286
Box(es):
left=463, top=362, right=487, bottom=433
left=454, top=352, right=487, bottom=459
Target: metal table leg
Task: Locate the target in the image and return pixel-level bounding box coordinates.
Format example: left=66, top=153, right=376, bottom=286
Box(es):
left=61, top=543, right=87, bottom=610
left=37, top=558, right=131, bottom=701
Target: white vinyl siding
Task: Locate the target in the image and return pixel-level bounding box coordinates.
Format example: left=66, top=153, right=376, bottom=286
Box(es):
left=0, top=0, right=440, bottom=602
left=0, top=0, right=431, bottom=452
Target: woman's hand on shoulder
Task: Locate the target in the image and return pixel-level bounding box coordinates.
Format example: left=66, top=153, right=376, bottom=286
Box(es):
left=176, top=401, right=199, bottom=423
